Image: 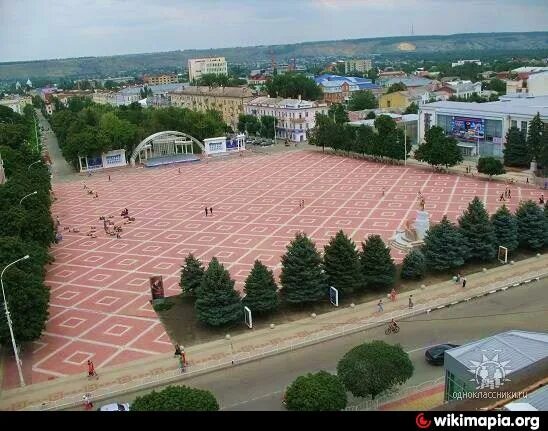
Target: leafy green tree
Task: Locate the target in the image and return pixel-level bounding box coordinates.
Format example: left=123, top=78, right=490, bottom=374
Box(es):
left=491, top=205, right=519, bottom=253
left=323, top=230, right=363, bottom=295
left=515, top=200, right=546, bottom=251
left=285, top=371, right=347, bottom=411
left=354, top=124, right=376, bottom=156
left=309, top=113, right=337, bottom=153
left=386, top=82, right=407, bottom=94
left=526, top=113, right=544, bottom=162
left=477, top=157, right=506, bottom=178
left=280, top=232, right=328, bottom=304
left=366, top=111, right=376, bottom=119
left=359, top=235, right=396, bottom=289
left=403, top=102, right=419, bottom=115
left=242, top=260, right=279, bottom=314
left=422, top=216, right=469, bottom=271
left=195, top=257, right=242, bottom=326
left=131, top=385, right=219, bottom=411
left=259, top=115, right=277, bottom=139
left=414, top=126, right=463, bottom=168
left=180, top=253, right=205, bottom=296
left=539, top=125, right=548, bottom=176
left=337, top=341, right=413, bottom=399
left=328, top=103, right=349, bottom=125
left=374, top=115, right=409, bottom=161
left=458, top=197, right=497, bottom=261
left=487, top=78, right=506, bottom=94
left=265, top=73, right=323, bottom=101
left=347, top=90, right=377, bottom=111
left=237, top=114, right=260, bottom=135
left=400, top=249, right=426, bottom=280
left=503, top=127, right=530, bottom=168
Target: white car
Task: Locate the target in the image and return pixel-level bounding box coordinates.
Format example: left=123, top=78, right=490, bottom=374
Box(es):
left=98, top=402, right=130, bottom=411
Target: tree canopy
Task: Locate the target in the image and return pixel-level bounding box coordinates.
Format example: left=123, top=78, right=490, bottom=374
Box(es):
left=347, top=90, right=377, bottom=111
left=131, top=385, right=219, bottom=411
left=414, top=126, right=463, bottom=168
left=285, top=371, right=347, bottom=411
left=242, top=260, right=279, bottom=314
left=477, top=157, right=505, bottom=178
left=265, top=73, right=323, bottom=101
left=387, top=82, right=407, bottom=94
left=503, top=127, right=530, bottom=168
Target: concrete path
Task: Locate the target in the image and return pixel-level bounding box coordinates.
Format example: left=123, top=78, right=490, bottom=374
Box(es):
left=1, top=254, right=546, bottom=410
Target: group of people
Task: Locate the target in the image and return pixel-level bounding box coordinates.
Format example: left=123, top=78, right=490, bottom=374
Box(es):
left=377, top=291, right=414, bottom=313
left=417, top=191, right=426, bottom=210
left=83, top=183, right=99, bottom=199
left=204, top=206, right=214, bottom=216
left=298, top=199, right=305, bottom=208
left=540, top=194, right=545, bottom=205
left=499, top=185, right=512, bottom=202
left=174, top=344, right=187, bottom=372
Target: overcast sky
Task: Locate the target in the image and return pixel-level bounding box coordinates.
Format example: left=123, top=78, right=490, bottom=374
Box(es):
left=1, top=0, right=547, bottom=62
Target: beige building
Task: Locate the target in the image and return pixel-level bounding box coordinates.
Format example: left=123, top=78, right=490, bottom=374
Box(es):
left=345, top=59, right=373, bottom=74
left=143, top=74, right=178, bottom=85
left=0, top=95, right=32, bottom=115
left=169, top=86, right=255, bottom=129
left=188, top=57, right=228, bottom=82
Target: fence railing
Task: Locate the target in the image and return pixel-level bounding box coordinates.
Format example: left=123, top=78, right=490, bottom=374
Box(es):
left=19, top=267, right=548, bottom=411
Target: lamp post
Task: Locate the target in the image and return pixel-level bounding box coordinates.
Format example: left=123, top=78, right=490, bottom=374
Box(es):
left=225, top=334, right=234, bottom=364
left=27, top=160, right=41, bottom=171
left=1, top=254, right=30, bottom=387
left=19, top=190, right=37, bottom=205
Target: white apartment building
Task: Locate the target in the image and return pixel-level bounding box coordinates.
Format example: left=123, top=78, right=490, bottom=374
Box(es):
left=445, top=80, right=483, bottom=98
left=244, top=96, right=328, bottom=143
left=451, top=59, right=482, bottom=67
left=345, top=59, right=373, bottom=74
left=188, top=57, right=228, bottom=82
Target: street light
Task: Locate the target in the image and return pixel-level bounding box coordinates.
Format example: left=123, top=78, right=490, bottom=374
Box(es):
left=27, top=160, right=41, bottom=171
left=19, top=191, right=37, bottom=205
left=225, top=334, right=234, bottom=364
left=1, top=254, right=30, bottom=387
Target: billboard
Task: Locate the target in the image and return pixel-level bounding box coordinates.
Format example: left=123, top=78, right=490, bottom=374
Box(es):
left=450, top=116, right=485, bottom=141
left=150, top=276, right=165, bottom=300
left=226, top=138, right=239, bottom=151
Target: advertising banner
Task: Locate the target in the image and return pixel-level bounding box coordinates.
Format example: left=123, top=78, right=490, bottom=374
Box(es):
left=450, top=116, right=485, bottom=141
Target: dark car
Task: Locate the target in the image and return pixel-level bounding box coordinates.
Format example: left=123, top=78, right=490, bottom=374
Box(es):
left=425, top=344, right=460, bottom=365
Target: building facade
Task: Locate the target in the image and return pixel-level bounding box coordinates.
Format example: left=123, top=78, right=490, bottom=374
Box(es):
left=345, top=59, right=373, bottom=74
left=314, top=74, right=382, bottom=104
left=143, top=74, right=178, bottom=85
left=188, top=57, right=228, bottom=82
left=418, top=95, right=548, bottom=157
left=379, top=87, right=430, bottom=112
left=244, top=96, right=328, bottom=142
left=0, top=95, right=33, bottom=115
left=169, top=86, right=255, bottom=129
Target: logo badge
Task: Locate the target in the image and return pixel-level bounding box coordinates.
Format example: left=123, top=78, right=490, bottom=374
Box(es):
left=468, top=352, right=511, bottom=390
left=416, top=412, right=432, bottom=429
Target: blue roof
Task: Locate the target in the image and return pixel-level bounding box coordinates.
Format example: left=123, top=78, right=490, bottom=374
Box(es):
left=315, top=74, right=380, bottom=90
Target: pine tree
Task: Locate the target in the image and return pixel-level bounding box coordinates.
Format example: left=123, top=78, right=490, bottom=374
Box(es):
left=180, top=253, right=205, bottom=296
left=242, top=260, right=279, bottom=314
left=280, top=232, right=328, bottom=304
left=359, top=235, right=396, bottom=289
left=526, top=113, right=544, bottom=162
left=323, top=230, right=364, bottom=295
left=400, top=249, right=426, bottom=280
left=458, top=197, right=497, bottom=261
left=503, top=127, right=530, bottom=167
left=515, top=200, right=546, bottom=251
left=491, top=205, right=519, bottom=253
left=195, top=257, right=242, bottom=326
left=422, top=216, right=469, bottom=271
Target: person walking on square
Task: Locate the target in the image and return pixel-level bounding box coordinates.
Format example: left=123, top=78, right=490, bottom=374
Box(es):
left=108, top=175, right=111, bottom=182
left=301, top=199, right=304, bottom=208
left=462, top=277, right=467, bottom=288
left=178, top=168, right=181, bottom=174
left=87, top=360, right=98, bottom=378
left=205, top=207, right=208, bottom=216
left=390, top=288, right=396, bottom=302
left=508, top=189, right=511, bottom=199
left=377, top=299, right=383, bottom=313
left=408, top=295, right=414, bottom=309
left=526, top=177, right=529, bottom=184
left=209, top=207, right=213, bottom=216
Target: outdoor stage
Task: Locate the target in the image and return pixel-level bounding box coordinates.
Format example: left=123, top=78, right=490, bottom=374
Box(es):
left=144, top=153, right=200, bottom=167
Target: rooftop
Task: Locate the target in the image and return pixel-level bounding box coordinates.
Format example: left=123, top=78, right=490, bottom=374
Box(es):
left=169, top=85, right=254, bottom=98
left=246, top=96, right=325, bottom=109
left=382, top=76, right=433, bottom=87
left=120, top=83, right=185, bottom=95
left=504, top=385, right=548, bottom=411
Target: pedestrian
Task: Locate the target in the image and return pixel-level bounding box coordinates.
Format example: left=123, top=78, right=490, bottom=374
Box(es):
left=82, top=394, right=93, bottom=410
left=205, top=207, right=208, bottom=216
left=174, top=343, right=182, bottom=357
left=377, top=299, right=383, bottom=313
left=508, top=189, right=511, bottom=199
left=87, top=360, right=97, bottom=378
left=526, top=177, right=529, bottom=184
left=180, top=348, right=187, bottom=373
left=499, top=193, right=505, bottom=202
left=301, top=199, right=304, bottom=208
left=390, top=288, right=396, bottom=302
left=462, top=277, right=467, bottom=288
left=539, top=194, right=545, bottom=205
left=209, top=207, right=213, bottom=216
left=108, top=175, right=111, bottom=182
left=408, top=295, right=414, bottom=309
left=382, top=188, right=385, bottom=197
left=178, top=168, right=181, bottom=174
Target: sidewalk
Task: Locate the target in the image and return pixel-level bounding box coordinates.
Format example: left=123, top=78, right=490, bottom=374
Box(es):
left=1, top=254, right=547, bottom=411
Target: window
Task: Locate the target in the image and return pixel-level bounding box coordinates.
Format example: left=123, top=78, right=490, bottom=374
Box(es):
left=521, top=121, right=528, bottom=136
left=511, top=120, right=517, bottom=128
left=387, top=101, right=391, bottom=108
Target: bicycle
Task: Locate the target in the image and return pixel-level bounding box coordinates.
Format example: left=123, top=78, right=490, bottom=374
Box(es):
left=385, top=324, right=400, bottom=335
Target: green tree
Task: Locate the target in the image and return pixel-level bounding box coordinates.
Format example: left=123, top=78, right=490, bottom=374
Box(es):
left=285, top=371, right=347, bottom=411
left=359, top=235, right=396, bottom=289
left=526, top=113, right=544, bottom=162
left=131, top=385, right=219, bottom=411
left=195, top=257, right=242, bottom=326
left=491, top=205, right=519, bottom=253
left=337, top=341, right=413, bottom=399
left=242, top=260, right=279, bottom=314
left=309, top=113, right=337, bottom=153
left=328, top=103, right=349, bottom=125
left=423, top=216, right=469, bottom=271
left=503, top=127, right=530, bottom=168
left=366, top=111, right=376, bottom=119
left=347, top=90, right=377, bottom=111
left=265, top=73, right=323, bottom=101
left=355, top=124, right=376, bottom=156
left=280, top=232, right=328, bottom=304
left=487, top=78, right=506, bottom=94
left=259, top=115, right=277, bottom=139
left=237, top=114, right=260, bottom=135
left=403, top=102, right=419, bottom=115
left=414, top=126, right=463, bottom=168
left=374, top=115, right=409, bottom=161
left=179, top=253, right=205, bottom=296
left=539, top=125, right=548, bottom=176
left=477, top=157, right=506, bottom=178
left=515, top=200, right=546, bottom=251
left=458, top=197, right=497, bottom=261
left=400, top=249, right=426, bottom=280
left=386, top=82, right=407, bottom=94
left=323, top=230, right=363, bottom=295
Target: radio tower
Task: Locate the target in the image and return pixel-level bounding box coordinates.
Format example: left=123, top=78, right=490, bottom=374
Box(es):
left=411, top=23, right=414, bottom=36
left=270, top=49, right=277, bottom=75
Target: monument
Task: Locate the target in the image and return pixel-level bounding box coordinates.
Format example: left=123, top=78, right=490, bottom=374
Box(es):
left=391, top=206, right=431, bottom=252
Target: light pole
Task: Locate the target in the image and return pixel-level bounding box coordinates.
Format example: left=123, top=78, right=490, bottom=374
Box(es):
left=1, top=254, right=30, bottom=387
left=225, top=334, right=234, bottom=364
left=27, top=160, right=41, bottom=171
left=19, top=191, right=37, bottom=205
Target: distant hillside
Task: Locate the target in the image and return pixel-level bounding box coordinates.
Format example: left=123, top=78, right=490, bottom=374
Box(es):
left=1, top=32, right=548, bottom=82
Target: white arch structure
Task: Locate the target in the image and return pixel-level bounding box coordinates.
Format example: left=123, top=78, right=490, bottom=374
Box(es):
left=130, top=131, right=205, bottom=166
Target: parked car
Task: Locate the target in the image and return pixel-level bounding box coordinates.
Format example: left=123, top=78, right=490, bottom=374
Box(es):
left=425, top=344, right=460, bottom=365
left=98, top=402, right=130, bottom=411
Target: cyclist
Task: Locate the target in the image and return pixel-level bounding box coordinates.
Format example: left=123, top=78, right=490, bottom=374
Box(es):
left=389, top=319, right=399, bottom=331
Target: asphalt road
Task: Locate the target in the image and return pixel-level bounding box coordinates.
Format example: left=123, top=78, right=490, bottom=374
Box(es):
left=36, top=109, right=74, bottom=180
left=88, top=280, right=548, bottom=411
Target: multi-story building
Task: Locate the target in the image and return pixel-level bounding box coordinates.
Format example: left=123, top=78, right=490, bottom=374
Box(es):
left=92, top=83, right=185, bottom=106
left=0, top=95, right=33, bottom=115
left=314, top=74, right=382, bottom=104
left=244, top=96, right=328, bottom=143
left=379, top=87, right=431, bottom=112
left=380, top=76, right=435, bottom=89
left=143, top=74, right=179, bottom=85
left=506, top=71, right=548, bottom=97
left=169, top=86, right=254, bottom=129
left=418, top=94, right=548, bottom=157
left=344, top=59, right=373, bottom=74
left=188, top=57, right=228, bottom=82
left=451, top=59, right=482, bottom=68
left=444, top=80, right=483, bottom=99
